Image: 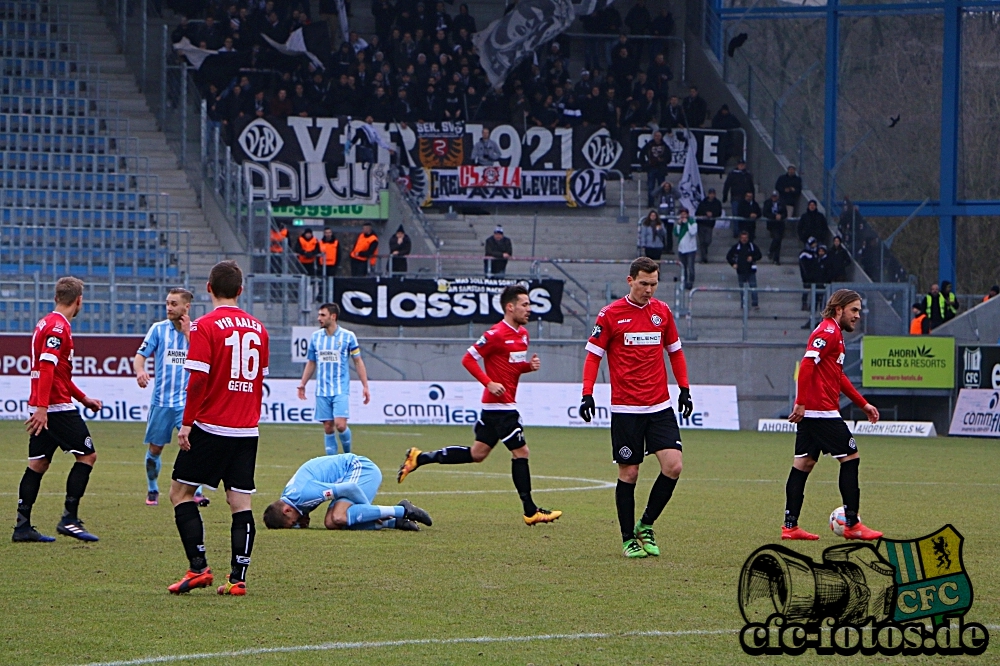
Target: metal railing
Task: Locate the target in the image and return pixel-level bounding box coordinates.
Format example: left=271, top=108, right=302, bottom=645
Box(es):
left=686, top=285, right=823, bottom=341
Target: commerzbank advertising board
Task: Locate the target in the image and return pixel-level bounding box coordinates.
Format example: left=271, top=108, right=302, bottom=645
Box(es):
left=862, top=336, right=954, bottom=389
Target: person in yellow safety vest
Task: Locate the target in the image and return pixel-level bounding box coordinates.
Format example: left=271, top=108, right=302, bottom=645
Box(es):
left=924, top=283, right=946, bottom=329
left=941, top=281, right=959, bottom=322
left=269, top=223, right=288, bottom=273
left=320, top=228, right=339, bottom=277
left=295, top=227, right=320, bottom=276
left=910, top=302, right=929, bottom=335
left=350, top=222, right=379, bottom=276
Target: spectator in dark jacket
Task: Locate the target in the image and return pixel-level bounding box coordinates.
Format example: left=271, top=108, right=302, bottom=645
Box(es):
left=799, top=237, right=821, bottom=313
left=637, top=210, right=667, bottom=260
left=641, top=131, right=670, bottom=208
left=388, top=225, right=411, bottom=274
left=726, top=230, right=762, bottom=308
left=484, top=226, right=512, bottom=276
left=763, top=190, right=785, bottom=264
left=798, top=199, right=828, bottom=246
left=774, top=165, right=803, bottom=217
left=656, top=181, right=677, bottom=252
left=695, top=188, right=722, bottom=263
left=722, top=159, right=754, bottom=225
left=942, top=281, right=960, bottom=321
left=711, top=104, right=742, bottom=162
left=682, top=86, right=708, bottom=127
left=660, top=95, right=683, bottom=129
left=647, top=54, right=672, bottom=99
left=827, top=236, right=851, bottom=282
left=736, top=190, right=761, bottom=242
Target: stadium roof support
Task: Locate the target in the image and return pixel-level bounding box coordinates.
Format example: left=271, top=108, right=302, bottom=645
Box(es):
left=711, top=0, right=1000, bottom=288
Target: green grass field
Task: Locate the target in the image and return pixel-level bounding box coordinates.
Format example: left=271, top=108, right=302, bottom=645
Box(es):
left=0, top=422, right=997, bottom=665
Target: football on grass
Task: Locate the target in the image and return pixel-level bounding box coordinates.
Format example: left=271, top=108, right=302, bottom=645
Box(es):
left=829, top=506, right=854, bottom=536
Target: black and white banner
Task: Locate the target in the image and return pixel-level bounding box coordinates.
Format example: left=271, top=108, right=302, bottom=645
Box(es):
left=333, top=277, right=564, bottom=326
left=958, top=346, right=1000, bottom=389
left=630, top=128, right=729, bottom=173
left=473, top=0, right=613, bottom=89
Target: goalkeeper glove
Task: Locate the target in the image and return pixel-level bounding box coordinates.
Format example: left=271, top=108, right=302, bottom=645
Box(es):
left=678, top=387, right=693, bottom=419
left=580, top=394, right=596, bottom=422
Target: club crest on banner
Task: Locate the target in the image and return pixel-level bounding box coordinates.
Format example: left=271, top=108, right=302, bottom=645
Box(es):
left=238, top=119, right=283, bottom=162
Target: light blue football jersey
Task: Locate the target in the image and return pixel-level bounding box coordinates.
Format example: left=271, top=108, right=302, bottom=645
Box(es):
left=307, top=326, right=360, bottom=397
left=137, top=320, right=189, bottom=408
left=280, top=454, right=364, bottom=513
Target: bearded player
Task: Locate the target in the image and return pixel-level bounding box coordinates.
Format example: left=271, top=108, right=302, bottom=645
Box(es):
left=783, top=288, right=882, bottom=541
left=397, top=285, right=561, bottom=526
left=167, top=261, right=270, bottom=596
left=579, top=257, right=694, bottom=559
left=14, top=277, right=103, bottom=543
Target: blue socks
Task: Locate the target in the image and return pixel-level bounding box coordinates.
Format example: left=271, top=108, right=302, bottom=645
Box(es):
left=338, top=427, right=352, bottom=453
left=346, top=503, right=405, bottom=528
left=324, top=433, right=339, bottom=455
left=145, top=450, right=161, bottom=493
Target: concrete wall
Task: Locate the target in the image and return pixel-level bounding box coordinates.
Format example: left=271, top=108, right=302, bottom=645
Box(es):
left=272, top=337, right=805, bottom=430
left=931, top=295, right=1000, bottom=344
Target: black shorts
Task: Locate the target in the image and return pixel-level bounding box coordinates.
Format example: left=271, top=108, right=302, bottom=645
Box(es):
left=795, top=418, right=857, bottom=460
left=474, top=410, right=525, bottom=451
left=171, top=424, right=258, bottom=493
left=29, top=409, right=95, bottom=461
left=611, top=407, right=683, bottom=465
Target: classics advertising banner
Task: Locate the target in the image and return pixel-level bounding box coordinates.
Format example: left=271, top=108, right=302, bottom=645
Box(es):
left=957, top=345, right=1000, bottom=389
left=0, top=335, right=146, bottom=376
left=629, top=128, right=729, bottom=174
left=949, top=389, right=1000, bottom=437
left=0, top=377, right=739, bottom=430
left=861, top=335, right=955, bottom=389
left=332, top=276, right=564, bottom=326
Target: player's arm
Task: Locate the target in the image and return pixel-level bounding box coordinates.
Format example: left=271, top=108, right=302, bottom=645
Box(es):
left=580, top=315, right=613, bottom=422
left=69, top=380, right=101, bottom=413
left=350, top=342, right=371, bottom=404
left=25, top=354, right=56, bottom=435
left=297, top=336, right=317, bottom=400
left=134, top=328, right=157, bottom=388
left=179, top=322, right=211, bottom=450
left=790, top=336, right=825, bottom=423
left=841, top=374, right=878, bottom=424
left=663, top=313, right=693, bottom=418
left=463, top=336, right=504, bottom=396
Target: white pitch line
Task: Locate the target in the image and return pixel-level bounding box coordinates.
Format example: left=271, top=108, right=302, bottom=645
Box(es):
left=76, top=628, right=737, bottom=666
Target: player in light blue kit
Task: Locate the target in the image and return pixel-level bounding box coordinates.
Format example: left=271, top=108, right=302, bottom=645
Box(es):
left=133, top=288, right=207, bottom=507
left=297, top=303, right=371, bottom=455
left=261, top=454, right=432, bottom=531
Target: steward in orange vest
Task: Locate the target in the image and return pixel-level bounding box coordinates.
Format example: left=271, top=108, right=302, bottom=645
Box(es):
left=295, top=228, right=320, bottom=275
left=350, top=222, right=378, bottom=277
left=320, top=228, right=339, bottom=277
left=269, top=223, right=288, bottom=273
left=910, top=303, right=929, bottom=335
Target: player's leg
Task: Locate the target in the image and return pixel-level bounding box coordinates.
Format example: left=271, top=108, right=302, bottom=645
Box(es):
left=611, top=412, right=647, bottom=557
left=218, top=434, right=259, bottom=595
left=634, top=408, right=684, bottom=556
left=316, top=396, right=339, bottom=454
left=143, top=406, right=172, bottom=505
left=828, top=424, right=881, bottom=540
left=13, top=432, right=56, bottom=542
left=397, top=411, right=496, bottom=482
left=51, top=411, right=99, bottom=541
left=167, top=425, right=222, bottom=593
left=333, top=394, right=351, bottom=452
left=145, top=444, right=164, bottom=504
left=782, top=420, right=820, bottom=540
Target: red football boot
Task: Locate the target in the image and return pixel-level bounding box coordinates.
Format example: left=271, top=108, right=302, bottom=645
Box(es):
left=782, top=526, right=820, bottom=540
left=843, top=522, right=883, bottom=541
left=167, top=568, right=214, bottom=594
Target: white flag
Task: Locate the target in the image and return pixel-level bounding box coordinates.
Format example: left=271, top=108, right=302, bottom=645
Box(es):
left=172, top=37, right=217, bottom=70
left=677, top=130, right=704, bottom=215
left=262, top=28, right=325, bottom=71
left=336, top=0, right=350, bottom=43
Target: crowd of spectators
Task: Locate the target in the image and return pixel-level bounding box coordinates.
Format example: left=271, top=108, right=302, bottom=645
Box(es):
left=170, top=0, right=720, bottom=147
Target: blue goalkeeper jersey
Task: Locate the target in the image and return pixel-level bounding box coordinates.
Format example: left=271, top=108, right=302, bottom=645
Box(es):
left=137, top=320, right=189, bottom=408
left=280, top=454, right=365, bottom=513
left=307, top=326, right=360, bottom=397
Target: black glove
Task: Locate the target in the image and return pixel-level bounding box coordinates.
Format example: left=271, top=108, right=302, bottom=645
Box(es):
left=580, top=394, right=596, bottom=423
left=677, top=387, right=693, bottom=419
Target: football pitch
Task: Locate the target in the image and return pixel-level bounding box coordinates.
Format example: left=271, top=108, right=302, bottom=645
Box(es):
left=1, top=422, right=997, bottom=665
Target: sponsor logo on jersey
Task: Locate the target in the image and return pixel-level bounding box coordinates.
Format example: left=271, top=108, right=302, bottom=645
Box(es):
left=617, top=318, right=632, bottom=324
left=591, top=324, right=602, bottom=339
left=317, top=349, right=338, bottom=364
left=166, top=349, right=187, bottom=366
left=508, top=351, right=527, bottom=363
left=825, top=326, right=835, bottom=333
left=812, top=338, right=827, bottom=349
left=45, top=336, right=61, bottom=349
left=322, top=489, right=334, bottom=500
left=475, top=335, right=487, bottom=347
left=624, top=332, right=661, bottom=346
left=651, top=314, right=663, bottom=326
left=837, top=352, right=845, bottom=365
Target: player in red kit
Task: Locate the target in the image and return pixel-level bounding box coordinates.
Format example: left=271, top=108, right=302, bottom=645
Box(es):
left=14, top=277, right=103, bottom=543
left=579, top=257, right=694, bottom=558
left=784, top=289, right=882, bottom=541
left=397, top=285, right=562, bottom=525
left=167, top=261, right=270, bottom=596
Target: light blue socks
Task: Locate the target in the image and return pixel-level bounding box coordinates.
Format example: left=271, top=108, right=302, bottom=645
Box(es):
left=145, top=450, right=161, bottom=493
left=338, top=427, right=352, bottom=453
left=324, top=433, right=339, bottom=455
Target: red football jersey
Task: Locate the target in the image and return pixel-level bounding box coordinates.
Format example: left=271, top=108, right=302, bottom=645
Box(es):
left=586, top=296, right=689, bottom=413
left=466, top=320, right=532, bottom=408
left=28, top=311, right=78, bottom=411
left=796, top=317, right=865, bottom=417
left=183, top=305, right=270, bottom=436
